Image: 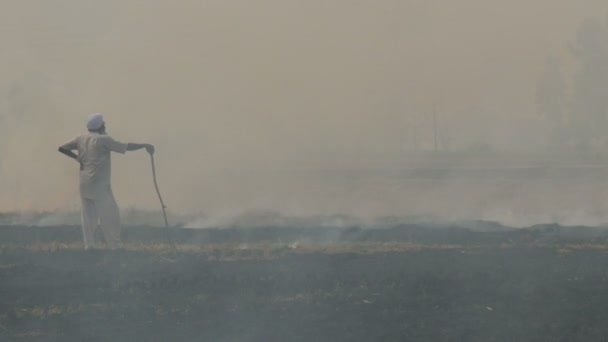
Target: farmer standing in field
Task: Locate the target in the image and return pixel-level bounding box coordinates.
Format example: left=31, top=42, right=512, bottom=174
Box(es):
left=58, top=113, right=155, bottom=250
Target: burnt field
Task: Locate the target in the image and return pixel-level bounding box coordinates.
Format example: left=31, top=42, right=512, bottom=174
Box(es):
left=2, top=224, right=608, bottom=341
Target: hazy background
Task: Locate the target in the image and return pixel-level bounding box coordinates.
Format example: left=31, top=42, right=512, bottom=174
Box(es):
left=2, top=0, right=608, bottom=226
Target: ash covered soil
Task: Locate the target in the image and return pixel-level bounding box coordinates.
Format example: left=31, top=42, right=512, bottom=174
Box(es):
left=2, top=223, right=608, bottom=341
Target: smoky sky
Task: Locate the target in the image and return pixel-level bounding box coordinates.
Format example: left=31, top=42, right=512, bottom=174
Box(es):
left=1, top=0, right=608, bottom=223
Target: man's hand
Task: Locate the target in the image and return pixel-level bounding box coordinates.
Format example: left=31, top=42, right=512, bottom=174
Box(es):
left=59, top=147, right=79, bottom=161
left=145, top=144, right=155, bottom=155
left=126, top=143, right=155, bottom=154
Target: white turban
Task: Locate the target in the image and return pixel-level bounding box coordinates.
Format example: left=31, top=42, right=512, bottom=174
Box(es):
left=87, top=113, right=104, bottom=130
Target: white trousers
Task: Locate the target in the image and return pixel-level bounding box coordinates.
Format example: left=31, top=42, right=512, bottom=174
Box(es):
left=80, top=187, right=122, bottom=249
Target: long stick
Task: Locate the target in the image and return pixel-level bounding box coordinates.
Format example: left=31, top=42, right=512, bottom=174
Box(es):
left=150, top=154, right=177, bottom=255
left=150, top=154, right=169, bottom=228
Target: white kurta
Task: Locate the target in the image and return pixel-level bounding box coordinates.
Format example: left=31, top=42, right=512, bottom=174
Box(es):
left=61, top=132, right=128, bottom=249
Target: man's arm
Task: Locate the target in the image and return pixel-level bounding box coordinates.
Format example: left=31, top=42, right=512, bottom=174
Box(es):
left=102, top=136, right=153, bottom=155
left=58, top=139, right=82, bottom=170
left=58, top=147, right=78, bottom=161
left=127, top=143, right=155, bottom=155
left=58, top=137, right=79, bottom=162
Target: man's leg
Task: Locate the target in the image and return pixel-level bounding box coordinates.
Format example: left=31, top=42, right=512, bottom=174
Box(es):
left=80, top=198, right=98, bottom=250
left=97, top=187, right=122, bottom=249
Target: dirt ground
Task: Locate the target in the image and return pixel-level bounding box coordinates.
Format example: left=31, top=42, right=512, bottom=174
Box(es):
left=2, top=224, right=608, bottom=341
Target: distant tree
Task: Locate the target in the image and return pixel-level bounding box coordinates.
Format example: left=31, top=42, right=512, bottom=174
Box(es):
left=569, top=19, right=608, bottom=148
left=536, top=56, right=567, bottom=146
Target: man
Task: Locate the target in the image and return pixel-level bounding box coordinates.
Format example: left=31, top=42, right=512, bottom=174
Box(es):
left=59, top=113, right=154, bottom=250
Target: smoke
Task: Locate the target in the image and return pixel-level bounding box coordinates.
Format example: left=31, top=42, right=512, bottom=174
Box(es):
left=2, top=1, right=608, bottom=226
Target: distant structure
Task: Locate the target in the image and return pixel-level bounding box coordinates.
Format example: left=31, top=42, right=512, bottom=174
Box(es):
left=536, top=18, right=608, bottom=151
left=536, top=57, right=566, bottom=147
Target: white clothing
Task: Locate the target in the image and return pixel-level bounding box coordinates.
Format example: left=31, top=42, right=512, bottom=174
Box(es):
left=81, top=188, right=122, bottom=249
left=61, top=132, right=128, bottom=249
left=87, top=113, right=104, bottom=131
left=61, top=132, right=127, bottom=199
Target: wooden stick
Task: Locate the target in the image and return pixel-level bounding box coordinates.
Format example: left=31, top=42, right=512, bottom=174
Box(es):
left=150, top=154, right=169, bottom=228
left=149, top=154, right=178, bottom=256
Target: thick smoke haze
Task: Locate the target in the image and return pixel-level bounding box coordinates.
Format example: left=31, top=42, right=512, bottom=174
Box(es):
left=2, top=1, right=608, bottom=225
